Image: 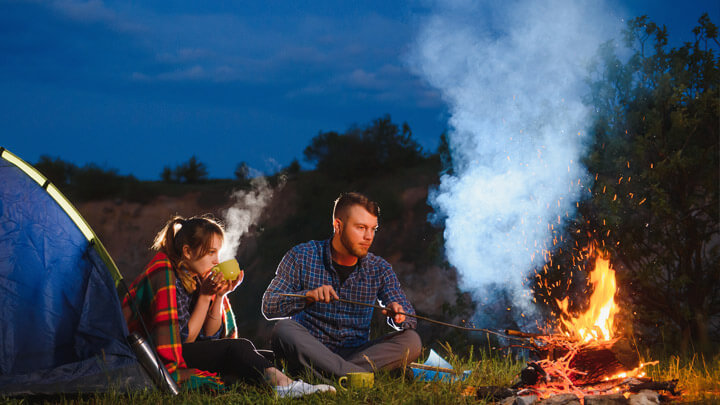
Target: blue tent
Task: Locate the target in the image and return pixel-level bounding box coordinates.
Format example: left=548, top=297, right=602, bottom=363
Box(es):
left=0, top=148, right=154, bottom=395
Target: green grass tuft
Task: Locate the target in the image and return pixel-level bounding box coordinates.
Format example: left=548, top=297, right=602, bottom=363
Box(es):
left=3, top=348, right=718, bottom=404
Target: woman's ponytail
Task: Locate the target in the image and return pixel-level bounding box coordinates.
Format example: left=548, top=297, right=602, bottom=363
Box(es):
left=152, top=216, right=185, bottom=261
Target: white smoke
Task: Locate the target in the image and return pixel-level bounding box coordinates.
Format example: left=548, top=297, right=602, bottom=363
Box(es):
left=219, top=177, right=278, bottom=262
left=409, top=0, right=619, bottom=325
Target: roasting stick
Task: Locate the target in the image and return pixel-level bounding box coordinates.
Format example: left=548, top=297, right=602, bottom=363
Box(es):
left=277, top=292, right=527, bottom=341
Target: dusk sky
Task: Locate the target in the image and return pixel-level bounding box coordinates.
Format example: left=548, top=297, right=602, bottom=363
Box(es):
left=2, top=0, right=718, bottom=180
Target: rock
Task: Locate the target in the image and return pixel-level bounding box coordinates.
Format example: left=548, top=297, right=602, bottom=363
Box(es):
left=498, top=396, right=538, bottom=405
left=585, top=393, right=628, bottom=404
left=628, top=390, right=660, bottom=405
left=537, top=393, right=581, bottom=405
left=516, top=395, right=539, bottom=405
left=499, top=397, right=517, bottom=405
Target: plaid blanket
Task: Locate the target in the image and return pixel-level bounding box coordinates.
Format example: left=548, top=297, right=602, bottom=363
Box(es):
left=122, top=252, right=238, bottom=388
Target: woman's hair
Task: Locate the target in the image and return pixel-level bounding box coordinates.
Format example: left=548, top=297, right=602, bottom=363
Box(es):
left=152, top=214, right=224, bottom=292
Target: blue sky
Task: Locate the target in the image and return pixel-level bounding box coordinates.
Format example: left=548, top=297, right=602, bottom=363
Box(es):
left=2, top=0, right=718, bottom=180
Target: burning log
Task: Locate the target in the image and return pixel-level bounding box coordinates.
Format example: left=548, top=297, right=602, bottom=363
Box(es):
left=509, top=335, right=646, bottom=400
left=524, top=337, right=641, bottom=386
left=483, top=249, right=677, bottom=403
left=562, top=338, right=640, bottom=385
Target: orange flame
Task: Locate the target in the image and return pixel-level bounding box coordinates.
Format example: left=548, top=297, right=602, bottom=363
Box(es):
left=557, top=255, right=619, bottom=342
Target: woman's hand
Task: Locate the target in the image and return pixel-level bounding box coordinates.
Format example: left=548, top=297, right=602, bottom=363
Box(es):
left=215, top=270, right=244, bottom=297
left=197, top=269, right=224, bottom=297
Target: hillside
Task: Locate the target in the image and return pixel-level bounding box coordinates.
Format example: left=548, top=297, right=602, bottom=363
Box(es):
left=77, top=164, right=476, bottom=350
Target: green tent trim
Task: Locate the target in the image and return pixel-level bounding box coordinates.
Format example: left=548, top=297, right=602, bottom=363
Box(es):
left=0, top=147, right=124, bottom=285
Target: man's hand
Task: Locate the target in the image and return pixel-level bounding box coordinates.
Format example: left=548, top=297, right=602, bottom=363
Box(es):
left=305, top=285, right=339, bottom=304
left=382, top=302, right=406, bottom=324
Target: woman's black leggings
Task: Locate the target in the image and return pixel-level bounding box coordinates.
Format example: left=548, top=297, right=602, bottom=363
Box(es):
left=182, top=338, right=273, bottom=386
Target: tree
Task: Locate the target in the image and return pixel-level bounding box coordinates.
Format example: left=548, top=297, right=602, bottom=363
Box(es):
left=437, top=132, right=453, bottom=175
left=72, top=164, right=137, bottom=201
left=546, top=15, right=719, bottom=353
left=303, top=115, right=426, bottom=181
left=34, top=156, right=149, bottom=202
left=234, top=161, right=250, bottom=181
left=176, top=156, right=208, bottom=183
left=161, top=166, right=173, bottom=182
left=35, top=155, right=76, bottom=186
left=160, top=156, right=209, bottom=184
left=282, top=159, right=301, bottom=177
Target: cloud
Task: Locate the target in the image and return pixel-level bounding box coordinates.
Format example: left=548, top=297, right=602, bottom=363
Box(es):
left=343, top=69, right=383, bottom=89
left=156, top=48, right=215, bottom=63
left=5, top=1, right=439, bottom=109
left=283, top=61, right=441, bottom=109
left=51, top=0, right=116, bottom=22
left=156, top=65, right=205, bottom=81
left=50, top=0, right=144, bottom=32
left=1, top=1, right=450, bottom=181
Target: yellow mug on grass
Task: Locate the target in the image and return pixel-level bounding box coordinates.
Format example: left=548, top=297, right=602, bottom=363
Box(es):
left=212, top=259, right=241, bottom=281
left=338, top=372, right=374, bottom=390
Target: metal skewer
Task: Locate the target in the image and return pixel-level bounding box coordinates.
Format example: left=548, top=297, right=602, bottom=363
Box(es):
left=277, top=292, right=528, bottom=341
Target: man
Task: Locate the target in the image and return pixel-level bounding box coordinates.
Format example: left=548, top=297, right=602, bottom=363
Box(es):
left=262, top=192, right=421, bottom=379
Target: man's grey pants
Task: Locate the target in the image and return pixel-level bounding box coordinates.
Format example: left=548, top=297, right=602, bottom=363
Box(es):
left=271, top=319, right=422, bottom=380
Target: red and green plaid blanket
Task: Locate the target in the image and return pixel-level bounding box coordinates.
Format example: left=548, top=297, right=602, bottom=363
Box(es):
left=122, top=252, right=238, bottom=389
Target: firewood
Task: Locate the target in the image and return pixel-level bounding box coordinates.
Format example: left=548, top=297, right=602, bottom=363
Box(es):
left=527, top=337, right=641, bottom=386
left=628, top=379, right=679, bottom=396
left=567, top=338, right=640, bottom=385
left=472, top=386, right=517, bottom=401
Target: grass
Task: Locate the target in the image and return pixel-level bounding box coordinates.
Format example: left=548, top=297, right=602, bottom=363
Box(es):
left=4, top=348, right=719, bottom=404
left=641, top=352, right=720, bottom=403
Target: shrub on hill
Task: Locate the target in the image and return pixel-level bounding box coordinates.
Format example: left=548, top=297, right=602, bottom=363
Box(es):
left=303, top=115, right=428, bottom=181
left=34, top=155, right=155, bottom=203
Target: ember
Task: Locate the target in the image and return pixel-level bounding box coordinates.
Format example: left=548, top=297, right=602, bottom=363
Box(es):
left=500, top=248, right=679, bottom=403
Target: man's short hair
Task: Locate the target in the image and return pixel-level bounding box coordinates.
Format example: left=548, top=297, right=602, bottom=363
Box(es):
left=332, top=192, right=380, bottom=220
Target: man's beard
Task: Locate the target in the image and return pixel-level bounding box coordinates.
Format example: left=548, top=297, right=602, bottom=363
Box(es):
left=340, top=229, right=369, bottom=258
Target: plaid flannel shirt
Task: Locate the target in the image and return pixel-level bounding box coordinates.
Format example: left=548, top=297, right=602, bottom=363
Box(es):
left=122, top=252, right=237, bottom=387
left=262, top=239, right=416, bottom=352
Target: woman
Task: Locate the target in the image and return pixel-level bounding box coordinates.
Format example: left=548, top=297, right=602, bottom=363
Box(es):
left=122, top=215, right=334, bottom=397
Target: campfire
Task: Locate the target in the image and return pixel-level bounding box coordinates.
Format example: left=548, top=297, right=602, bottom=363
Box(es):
left=475, top=248, right=680, bottom=404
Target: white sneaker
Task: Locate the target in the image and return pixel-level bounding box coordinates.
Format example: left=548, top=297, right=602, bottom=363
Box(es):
left=275, top=380, right=336, bottom=398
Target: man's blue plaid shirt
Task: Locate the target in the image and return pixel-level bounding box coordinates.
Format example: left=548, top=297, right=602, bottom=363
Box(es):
left=262, top=238, right=416, bottom=352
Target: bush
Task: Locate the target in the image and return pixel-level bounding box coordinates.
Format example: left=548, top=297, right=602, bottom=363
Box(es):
left=34, top=155, right=76, bottom=186
left=303, top=115, right=427, bottom=181
left=34, top=156, right=155, bottom=203
left=161, top=156, right=209, bottom=184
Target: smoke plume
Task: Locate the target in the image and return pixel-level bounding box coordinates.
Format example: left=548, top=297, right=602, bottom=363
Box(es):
left=219, top=177, right=278, bottom=262
left=409, top=0, right=619, bottom=326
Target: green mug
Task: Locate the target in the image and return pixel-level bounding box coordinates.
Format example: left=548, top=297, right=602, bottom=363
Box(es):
left=212, top=259, right=241, bottom=281
left=338, top=372, right=374, bottom=390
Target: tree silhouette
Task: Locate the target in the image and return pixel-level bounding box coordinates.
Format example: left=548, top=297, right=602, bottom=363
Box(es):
left=161, top=155, right=209, bottom=184
left=303, top=115, right=426, bottom=181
